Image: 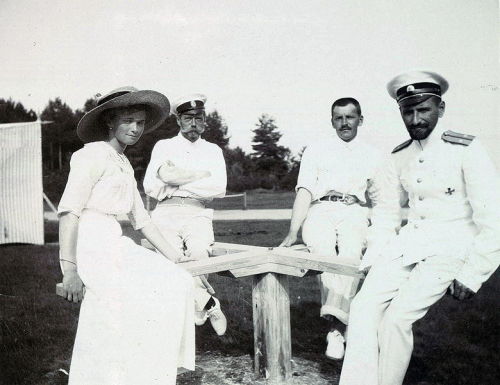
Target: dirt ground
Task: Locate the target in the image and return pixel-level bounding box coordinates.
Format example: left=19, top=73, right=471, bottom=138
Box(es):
left=177, top=353, right=339, bottom=385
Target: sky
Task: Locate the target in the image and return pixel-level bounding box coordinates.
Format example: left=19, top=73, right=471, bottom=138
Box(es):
left=1, top=0, right=498, bottom=164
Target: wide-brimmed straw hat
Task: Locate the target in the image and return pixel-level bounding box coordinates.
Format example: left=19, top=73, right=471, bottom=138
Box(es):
left=77, top=86, right=170, bottom=143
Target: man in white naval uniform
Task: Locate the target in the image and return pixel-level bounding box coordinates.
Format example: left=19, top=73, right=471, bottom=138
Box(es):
left=339, top=71, right=500, bottom=385
left=280, top=97, right=382, bottom=359
left=143, top=94, right=228, bottom=335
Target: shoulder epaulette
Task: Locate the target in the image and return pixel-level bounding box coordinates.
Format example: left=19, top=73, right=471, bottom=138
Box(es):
left=392, top=139, right=413, bottom=153
left=441, top=130, right=475, bottom=146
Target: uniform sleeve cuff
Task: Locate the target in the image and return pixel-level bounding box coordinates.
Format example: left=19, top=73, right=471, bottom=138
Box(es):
left=295, top=186, right=315, bottom=199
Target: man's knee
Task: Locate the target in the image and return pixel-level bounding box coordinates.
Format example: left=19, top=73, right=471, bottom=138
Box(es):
left=379, top=305, right=412, bottom=334
left=350, top=289, right=376, bottom=319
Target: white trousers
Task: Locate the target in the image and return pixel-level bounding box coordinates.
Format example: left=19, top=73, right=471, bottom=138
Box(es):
left=152, top=204, right=215, bottom=312
left=302, top=202, right=368, bottom=324
left=69, top=210, right=195, bottom=385
left=339, top=253, right=466, bottom=385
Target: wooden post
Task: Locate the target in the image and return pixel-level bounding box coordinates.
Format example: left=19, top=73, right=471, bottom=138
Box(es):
left=243, top=191, right=247, bottom=210
left=252, top=272, right=291, bottom=384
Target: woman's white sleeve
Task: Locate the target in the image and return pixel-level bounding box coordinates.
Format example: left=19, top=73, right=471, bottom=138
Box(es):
left=128, top=185, right=153, bottom=230
left=57, top=149, right=104, bottom=217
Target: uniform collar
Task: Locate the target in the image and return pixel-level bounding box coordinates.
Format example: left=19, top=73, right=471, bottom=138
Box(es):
left=175, top=133, right=204, bottom=147
left=414, top=124, right=446, bottom=150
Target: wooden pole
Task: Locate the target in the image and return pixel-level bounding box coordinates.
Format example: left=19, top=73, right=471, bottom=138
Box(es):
left=252, top=272, right=291, bottom=384
left=243, top=191, right=247, bottom=210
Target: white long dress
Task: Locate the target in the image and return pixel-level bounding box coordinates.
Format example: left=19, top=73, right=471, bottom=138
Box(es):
left=58, top=141, right=195, bottom=385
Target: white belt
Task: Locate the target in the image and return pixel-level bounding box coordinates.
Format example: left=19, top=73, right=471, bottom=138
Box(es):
left=159, top=196, right=206, bottom=208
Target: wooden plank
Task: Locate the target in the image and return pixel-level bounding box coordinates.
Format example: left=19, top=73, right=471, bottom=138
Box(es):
left=270, top=248, right=363, bottom=278
left=229, top=263, right=308, bottom=278
left=141, top=239, right=263, bottom=254
left=212, top=242, right=267, bottom=252
left=57, top=244, right=365, bottom=298
left=252, top=273, right=291, bottom=384
left=264, top=264, right=309, bottom=277
left=181, top=250, right=270, bottom=276
left=228, top=264, right=275, bottom=278
left=272, top=255, right=362, bottom=277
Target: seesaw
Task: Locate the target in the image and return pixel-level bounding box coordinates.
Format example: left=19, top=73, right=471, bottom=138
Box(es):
left=57, top=241, right=363, bottom=384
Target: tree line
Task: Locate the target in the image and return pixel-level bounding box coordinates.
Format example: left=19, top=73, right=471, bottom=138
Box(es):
left=0, top=97, right=301, bottom=202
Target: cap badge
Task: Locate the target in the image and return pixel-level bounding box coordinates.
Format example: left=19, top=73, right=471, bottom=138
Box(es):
left=190, top=101, right=197, bottom=107
left=407, top=85, right=415, bottom=92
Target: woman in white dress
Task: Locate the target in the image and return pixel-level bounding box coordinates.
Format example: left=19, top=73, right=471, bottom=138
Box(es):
left=58, top=87, right=195, bottom=385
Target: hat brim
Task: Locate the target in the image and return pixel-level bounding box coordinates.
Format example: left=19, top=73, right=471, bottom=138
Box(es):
left=77, top=90, right=170, bottom=143
left=398, top=94, right=439, bottom=108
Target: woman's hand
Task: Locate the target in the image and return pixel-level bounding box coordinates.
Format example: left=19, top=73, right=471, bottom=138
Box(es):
left=62, top=270, right=84, bottom=303
left=141, top=223, right=184, bottom=263
left=279, top=232, right=298, bottom=247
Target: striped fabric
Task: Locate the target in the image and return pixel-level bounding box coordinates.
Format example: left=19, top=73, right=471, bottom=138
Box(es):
left=0, top=121, right=44, bottom=245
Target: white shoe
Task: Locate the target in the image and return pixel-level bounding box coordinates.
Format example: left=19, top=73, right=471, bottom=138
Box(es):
left=206, top=297, right=227, bottom=336
left=325, top=330, right=345, bottom=360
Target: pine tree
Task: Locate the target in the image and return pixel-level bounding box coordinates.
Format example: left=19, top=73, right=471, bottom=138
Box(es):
left=251, top=114, right=291, bottom=188
left=41, top=98, right=78, bottom=170
left=0, top=98, right=37, bottom=123
left=202, top=110, right=229, bottom=149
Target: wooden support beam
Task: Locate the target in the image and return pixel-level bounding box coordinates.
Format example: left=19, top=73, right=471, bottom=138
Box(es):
left=213, top=241, right=267, bottom=252
left=229, top=263, right=309, bottom=279
left=252, top=273, right=291, bottom=384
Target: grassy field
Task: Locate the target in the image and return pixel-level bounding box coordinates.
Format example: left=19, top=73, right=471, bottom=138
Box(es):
left=1, top=217, right=499, bottom=385
left=143, top=189, right=296, bottom=211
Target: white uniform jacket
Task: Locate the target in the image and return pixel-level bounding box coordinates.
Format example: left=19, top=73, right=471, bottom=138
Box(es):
left=363, top=125, right=500, bottom=292
left=143, top=134, right=227, bottom=201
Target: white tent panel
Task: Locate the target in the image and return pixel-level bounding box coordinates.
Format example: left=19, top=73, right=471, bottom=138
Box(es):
left=0, top=121, right=44, bottom=245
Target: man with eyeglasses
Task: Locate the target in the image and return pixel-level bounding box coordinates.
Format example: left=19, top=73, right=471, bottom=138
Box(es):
left=144, top=94, right=228, bottom=336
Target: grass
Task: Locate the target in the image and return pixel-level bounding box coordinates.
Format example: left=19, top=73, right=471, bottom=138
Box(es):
left=143, top=189, right=296, bottom=211
left=210, top=190, right=296, bottom=210
left=1, top=219, right=499, bottom=385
